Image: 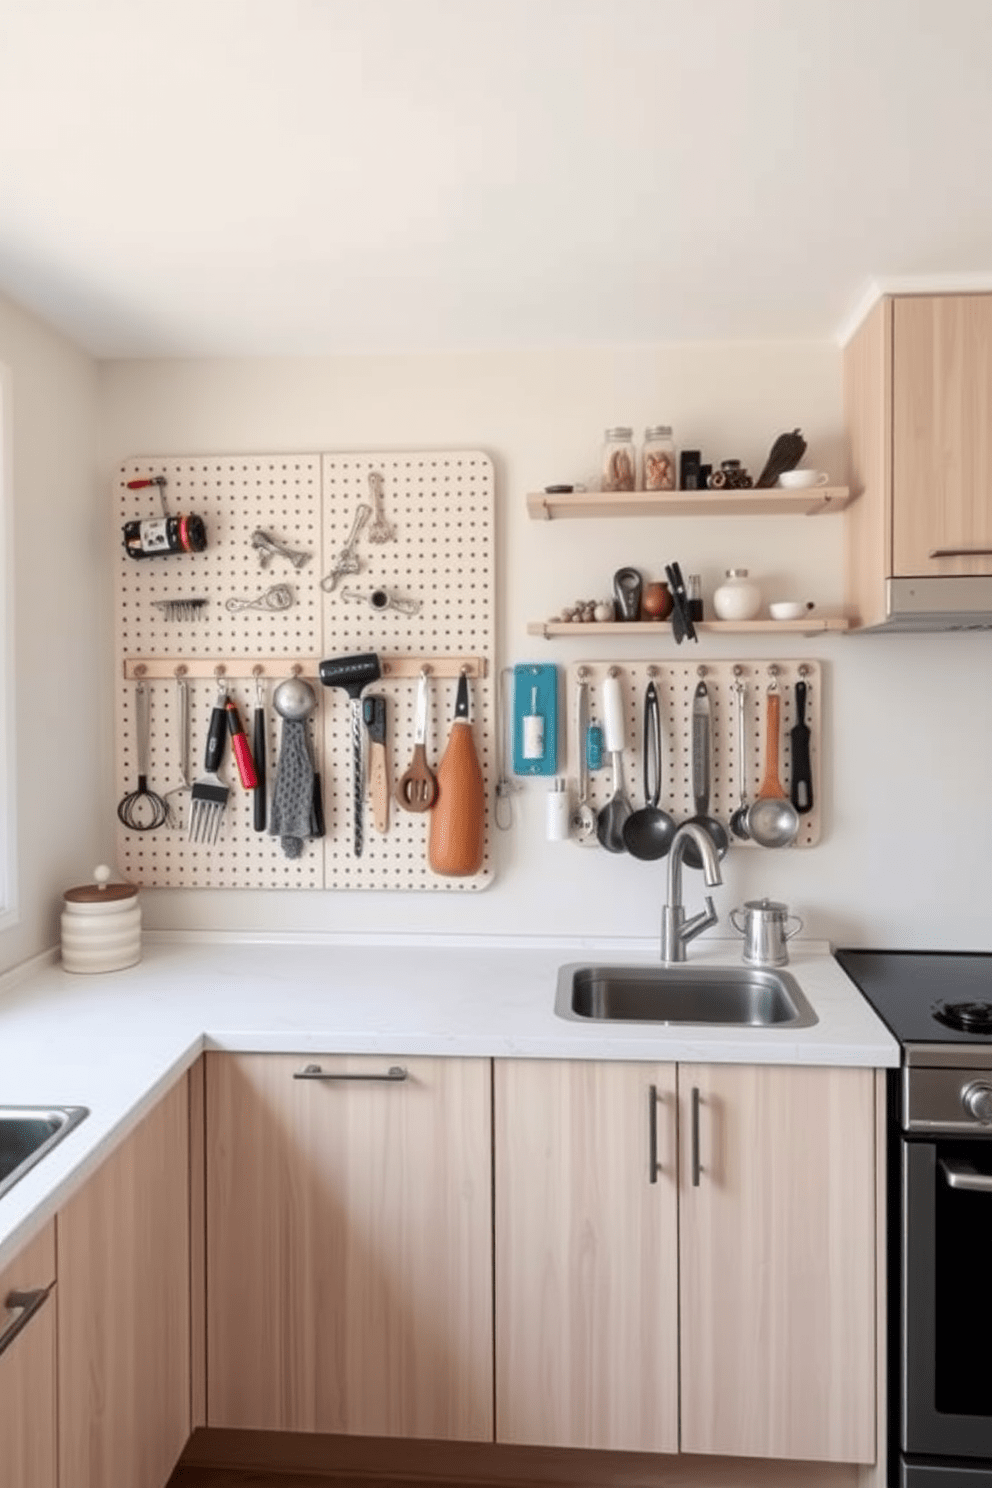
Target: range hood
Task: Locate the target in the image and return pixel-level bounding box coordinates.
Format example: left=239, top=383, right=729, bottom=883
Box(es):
left=866, top=576, right=992, bottom=632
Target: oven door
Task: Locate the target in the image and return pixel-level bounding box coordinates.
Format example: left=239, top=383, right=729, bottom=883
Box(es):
left=903, top=1139, right=992, bottom=1465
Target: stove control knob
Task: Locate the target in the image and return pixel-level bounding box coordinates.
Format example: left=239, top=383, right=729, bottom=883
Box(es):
left=962, top=1081, right=992, bottom=1125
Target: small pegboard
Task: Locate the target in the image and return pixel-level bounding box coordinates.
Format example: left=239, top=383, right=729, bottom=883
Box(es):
left=115, top=453, right=494, bottom=890
left=566, top=660, right=822, bottom=849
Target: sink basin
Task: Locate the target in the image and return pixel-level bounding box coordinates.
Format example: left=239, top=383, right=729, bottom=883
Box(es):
left=555, top=964, right=817, bottom=1028
left=0, top=1106, right=88, bottom=1202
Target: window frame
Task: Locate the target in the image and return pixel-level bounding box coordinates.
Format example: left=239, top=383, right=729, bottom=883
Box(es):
left=0, top=361, right=17, bottom=928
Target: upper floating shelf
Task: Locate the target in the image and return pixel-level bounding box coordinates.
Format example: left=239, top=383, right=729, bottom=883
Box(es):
left=526, top=487, right=852, bottom=520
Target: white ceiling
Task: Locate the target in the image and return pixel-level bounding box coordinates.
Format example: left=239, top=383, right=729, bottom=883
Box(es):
left=2, top=0, right=991, bottom=358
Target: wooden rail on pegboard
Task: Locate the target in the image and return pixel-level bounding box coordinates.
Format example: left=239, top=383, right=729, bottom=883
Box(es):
left=122, top=655, right=488, bottom=681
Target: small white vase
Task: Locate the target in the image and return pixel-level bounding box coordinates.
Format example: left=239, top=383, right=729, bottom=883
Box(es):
left=712, top=569, right=762, bottom=622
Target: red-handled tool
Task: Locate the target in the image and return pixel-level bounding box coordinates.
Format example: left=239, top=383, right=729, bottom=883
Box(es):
left=126, top=476, right=168, bottom=490
left=225, top=699, right=258, bottom=789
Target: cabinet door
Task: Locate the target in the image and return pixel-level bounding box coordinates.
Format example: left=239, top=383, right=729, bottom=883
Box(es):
left=892, top=293, right=992, bottom=576
left=494, top=1060, right=679, bottom=1453
left=0, top=1221, right=56, bottom=1488
left=205, top=1053, right=493, bottom=1441
left=58, top=1077, right=191, bottom=1488
left=679, top=1064, right=876, bottom=1463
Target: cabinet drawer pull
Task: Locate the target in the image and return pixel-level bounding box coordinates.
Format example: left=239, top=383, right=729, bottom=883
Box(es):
left=0, top=1285, right=52, bottom=1359
left=293, top=1063, right=408, bottom=1083
left=691, top=1086, right=702, bottom=1187
left=649, top=1084, right=662, bottom=1184
left=928, top=547, right=992, bottom=558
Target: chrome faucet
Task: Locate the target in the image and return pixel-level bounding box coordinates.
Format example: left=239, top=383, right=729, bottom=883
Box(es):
left=661, top=823, right=722, bottom=964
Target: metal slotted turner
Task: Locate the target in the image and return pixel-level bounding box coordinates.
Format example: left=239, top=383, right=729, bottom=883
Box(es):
left=188, top=689, right=230, bottom=843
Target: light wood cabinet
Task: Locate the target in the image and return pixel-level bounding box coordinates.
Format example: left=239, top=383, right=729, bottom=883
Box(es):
left=495, top=1059, right=877, bottom=1465
left=204, top=1052, right=493, bottom=1441
left=57, top=1077, right=191, bottom=1488
left=678, top=1064, right=876, bottom=1463
left=494, top=1060, right=679, bottom=1453
left=844, top=292, right=992, bottom=625
left=0, top=1221, right=56, bottom=1488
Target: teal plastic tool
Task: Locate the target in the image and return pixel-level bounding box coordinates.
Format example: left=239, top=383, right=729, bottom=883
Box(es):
left=512, top=663, right=558, bottom=776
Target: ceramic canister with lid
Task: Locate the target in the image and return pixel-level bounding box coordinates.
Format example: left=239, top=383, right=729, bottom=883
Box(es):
left=61, top=865, right=141, bottom=974
left=712, top=569, right=762, bottom=622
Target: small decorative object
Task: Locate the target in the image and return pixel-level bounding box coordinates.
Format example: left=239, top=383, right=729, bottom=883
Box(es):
left=641, top=581, right=673, bottom=620
left=61, top=866, right=141, bottom=974
left=602, top=427, right=636, bottom=492
left=594, top=600, right=614, bottom=622
left=755, top=428, right=807, bottom=488
left=643, top=426, right=676, bottom=490
left=713, top=569, right=762, bottom=621
left=707, top=460, right=753, bottom=490
left=679, top=450, right=702, bottom=490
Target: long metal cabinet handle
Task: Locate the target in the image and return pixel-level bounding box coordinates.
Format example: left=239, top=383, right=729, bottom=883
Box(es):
left=928, top=547, right=992, bottom=558
left=940, top=1159, right=992, bottom=1193
left=0, top=1285, right=53, bottom=1359
left=648, top=1085, right=662, bottom=1184
left=293, top=1063, right=408, bottom=1082
left=691, top=1086, right=702, bottom=1187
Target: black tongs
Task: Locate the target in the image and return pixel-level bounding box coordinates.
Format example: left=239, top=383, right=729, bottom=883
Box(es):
left=665, top=561, right=697, bottom=644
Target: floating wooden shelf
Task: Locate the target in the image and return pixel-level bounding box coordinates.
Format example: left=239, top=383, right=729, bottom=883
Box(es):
left=526, top=487, right=852, bottom=520
left=526, top=618, right=850, bottom=639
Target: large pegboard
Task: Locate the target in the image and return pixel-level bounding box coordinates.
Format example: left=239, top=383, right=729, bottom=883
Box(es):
left=566, top=660, right=822, bottom=849
left=115, top=453, right=494, bottom=890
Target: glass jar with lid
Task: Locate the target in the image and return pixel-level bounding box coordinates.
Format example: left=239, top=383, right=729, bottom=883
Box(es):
left=601, top=427, right=636, bottom=492
left=643, top=425, right=676, bottom=490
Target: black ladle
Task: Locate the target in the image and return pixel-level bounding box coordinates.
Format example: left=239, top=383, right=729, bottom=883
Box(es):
left=622, top=681, right=677, bottom=860
left=681, top=680, right=730, bottom=869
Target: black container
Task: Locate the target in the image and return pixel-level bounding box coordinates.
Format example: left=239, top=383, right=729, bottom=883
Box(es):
left=123, top=514, right=207, bottom=559
left=679, top=449, right=701, bottom=490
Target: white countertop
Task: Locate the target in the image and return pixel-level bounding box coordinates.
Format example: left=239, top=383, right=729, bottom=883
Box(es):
left=0, top=933, right=898, bottom=1269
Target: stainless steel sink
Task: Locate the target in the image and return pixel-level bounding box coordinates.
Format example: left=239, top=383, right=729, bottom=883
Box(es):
left=555, top=964, right=817, bottom=1027
left=0, top=1106, right=88, bottom=1202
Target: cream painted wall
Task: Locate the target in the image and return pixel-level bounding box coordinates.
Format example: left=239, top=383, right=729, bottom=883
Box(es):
left=0, top=293, right=105, bottom=973
left=99, top=346, right=992, bottom=951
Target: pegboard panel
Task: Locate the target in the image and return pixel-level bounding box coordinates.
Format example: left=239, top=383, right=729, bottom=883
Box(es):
left=115, top=452, right=494, bottom=890
left=566, top=660, right=822, bottom=849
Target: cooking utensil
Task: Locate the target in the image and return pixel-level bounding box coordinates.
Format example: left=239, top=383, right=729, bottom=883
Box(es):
left=790, top=678, right=814, bottom=814
left=225, top=584, right=295, bottom=613
left=117, top=680, right=170, bottom=832
left=622, top=680, right=677, bottom=860
left=270, top=677, right=318, bottom=858
left=225, top=698, right=258, bottom=790
left=729, top=678, right=751, bottom=840
left=681, top=681, right=729, bottom=868
left=665, top=562, right=697, bottom=644
left=571, top=676, right=596, bottom=841
left=595, top=673, right=631, bottom=853
left=188, top=688, right=231, bottom=843
left=318, top=652, right=383, bottom=858
left=363, top=694, right=390, bottom=834
left=320, top=502, right=371, bottom=592
left=252, top=675, right=267, bottom=832
left=747, top=688, right=800, bottom=849
left=428, top=673, right=485, bottom=877
left=396, top=670, right=439, bottom=812
left=613, top=567, right=642, bottom=621
left=367, top=470, right=396, bottom=544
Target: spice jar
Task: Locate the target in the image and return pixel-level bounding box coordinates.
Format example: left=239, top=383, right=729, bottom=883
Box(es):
left=712, top=569, right=762, bottom=622
left=642, top=426, right=676, bottom=490
left=601, top=427, right=636, bottom=492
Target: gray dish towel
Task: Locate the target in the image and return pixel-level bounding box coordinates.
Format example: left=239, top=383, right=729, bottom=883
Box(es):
left=269, top=717, right=316, bottom=858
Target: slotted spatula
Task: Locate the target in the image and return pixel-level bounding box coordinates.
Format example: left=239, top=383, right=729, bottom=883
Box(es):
left=188, top=692, right=230, bottom=843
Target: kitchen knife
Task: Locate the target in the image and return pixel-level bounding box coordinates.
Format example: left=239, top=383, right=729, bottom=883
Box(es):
left=790, top=679, right=814, bottom=814
left=363, top=693, right=390, bottom=834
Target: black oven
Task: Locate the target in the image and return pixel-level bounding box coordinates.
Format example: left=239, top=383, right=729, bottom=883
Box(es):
left=836, top=951, right=992, bottom=1488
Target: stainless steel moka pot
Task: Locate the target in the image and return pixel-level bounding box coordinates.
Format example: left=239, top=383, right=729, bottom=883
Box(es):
left=730, top=898, right=803, bottom=966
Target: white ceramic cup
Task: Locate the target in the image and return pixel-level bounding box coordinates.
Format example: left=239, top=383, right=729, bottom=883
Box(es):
left=777, top=469, right=829, bottom=489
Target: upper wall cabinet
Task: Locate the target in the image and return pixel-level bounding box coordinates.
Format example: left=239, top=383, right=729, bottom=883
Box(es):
left=844, top=293, right=992, bottom=626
